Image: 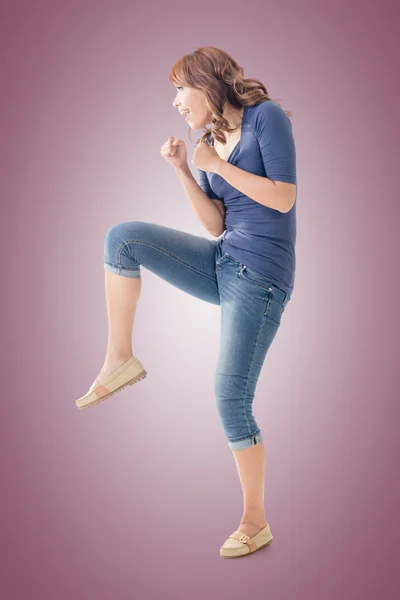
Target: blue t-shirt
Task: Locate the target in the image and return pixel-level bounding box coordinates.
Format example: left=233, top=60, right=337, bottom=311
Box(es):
left=197, top=100, right=297, bottom=295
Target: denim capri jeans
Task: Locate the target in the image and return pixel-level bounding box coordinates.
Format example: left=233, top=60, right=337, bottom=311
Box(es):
left=104, top=221, right=291, bottom=451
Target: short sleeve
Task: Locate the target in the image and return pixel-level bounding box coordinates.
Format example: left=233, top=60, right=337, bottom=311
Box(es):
left=255, top=101, right=297, bottom=184
left=197, top=168, right=223, bottom=201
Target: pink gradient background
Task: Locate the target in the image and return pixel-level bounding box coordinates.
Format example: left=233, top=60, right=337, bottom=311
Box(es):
left=2, top=0, right=399, bottom=598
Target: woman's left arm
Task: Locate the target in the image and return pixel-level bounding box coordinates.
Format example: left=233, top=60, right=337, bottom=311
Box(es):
left=214, top=101, right=297, bottom=213
left=214, top=161, right=296, bottom=213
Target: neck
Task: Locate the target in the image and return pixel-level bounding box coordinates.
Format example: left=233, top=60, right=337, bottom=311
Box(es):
left=222, top=104, right=244, bottom=131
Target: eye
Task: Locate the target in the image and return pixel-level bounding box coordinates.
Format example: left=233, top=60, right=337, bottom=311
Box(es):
left=176, top=86, right=183, bottom=91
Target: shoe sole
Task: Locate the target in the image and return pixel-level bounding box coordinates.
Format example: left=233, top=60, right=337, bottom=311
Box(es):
left=220, top=537, right=273, bottom=559
left=76, top=369, right=147, bottom=410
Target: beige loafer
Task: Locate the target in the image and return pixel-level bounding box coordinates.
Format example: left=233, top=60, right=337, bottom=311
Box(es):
left=220, top=521, right=274, bottom=558
left=76, top=355, right=147, bottom=410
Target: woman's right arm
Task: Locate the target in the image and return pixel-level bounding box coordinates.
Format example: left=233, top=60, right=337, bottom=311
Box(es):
left=175, top=165, right=225, bottom=237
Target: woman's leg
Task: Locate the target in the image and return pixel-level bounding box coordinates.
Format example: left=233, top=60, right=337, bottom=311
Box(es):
left=97, top=272, right=142, bottom=382
left=95, top=221, right=222, bottom=383
left=232, top=443, right=268, bottom=536
left=215, top=254, right=289, bottom=537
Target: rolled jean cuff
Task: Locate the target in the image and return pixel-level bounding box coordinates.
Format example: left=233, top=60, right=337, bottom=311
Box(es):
left=104, top=262, right=141, bottom=278
left=227, top=431, right=263, bottom=451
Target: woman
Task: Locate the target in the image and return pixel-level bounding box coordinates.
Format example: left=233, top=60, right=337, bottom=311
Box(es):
left=75, top=47, right=297, bottom=559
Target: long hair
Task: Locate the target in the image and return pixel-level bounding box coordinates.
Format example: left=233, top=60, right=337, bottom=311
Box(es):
left=169, top=46, right=292, bottom=146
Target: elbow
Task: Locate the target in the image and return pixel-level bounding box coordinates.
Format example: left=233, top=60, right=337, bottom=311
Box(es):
left=211, top=217, right=226, bottom=237
left=283, top=188, right=297, bottom=213
left=272, top=181, right=296, bottom=213
left=282, top=197, right=296, bottom=213
left=211, top=226, right=226, bottom=238
left=277, top=194, right=295, bottom=214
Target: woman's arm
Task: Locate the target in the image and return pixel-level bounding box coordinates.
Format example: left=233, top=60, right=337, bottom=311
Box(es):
left=175, top=165, right=226, bottom=237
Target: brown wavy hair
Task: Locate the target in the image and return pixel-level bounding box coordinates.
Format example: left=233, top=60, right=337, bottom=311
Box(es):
left=169, top=46, right=292, bottom=147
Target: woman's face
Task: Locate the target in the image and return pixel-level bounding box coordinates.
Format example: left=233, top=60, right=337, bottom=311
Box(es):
left=173, top=84, right=211, bottom=129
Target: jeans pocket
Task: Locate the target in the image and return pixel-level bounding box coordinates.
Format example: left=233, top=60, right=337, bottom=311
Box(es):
left=237, top=266, right=289, bottom=323
left=216, top=253, right=238, bottom=271
left=237, top=265, right=274, bottom=293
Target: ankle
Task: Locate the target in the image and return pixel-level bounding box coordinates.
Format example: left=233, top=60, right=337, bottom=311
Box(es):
left=241, top=510, right=267, bottom=524
left=105, top=348, right=133, bottom=361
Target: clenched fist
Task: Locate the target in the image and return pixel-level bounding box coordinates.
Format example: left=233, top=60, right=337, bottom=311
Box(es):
left=160, top=136, right=187, bottom=170
left=192, top=139, right=221, bottom=173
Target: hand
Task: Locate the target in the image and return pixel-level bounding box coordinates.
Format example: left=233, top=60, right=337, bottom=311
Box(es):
left=160, top=136, right=188, bottom=170
left=191, top=139, right=222, bottom=173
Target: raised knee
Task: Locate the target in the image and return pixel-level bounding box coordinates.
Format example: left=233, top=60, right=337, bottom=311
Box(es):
left=104, top=221, right=143, bottom=253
